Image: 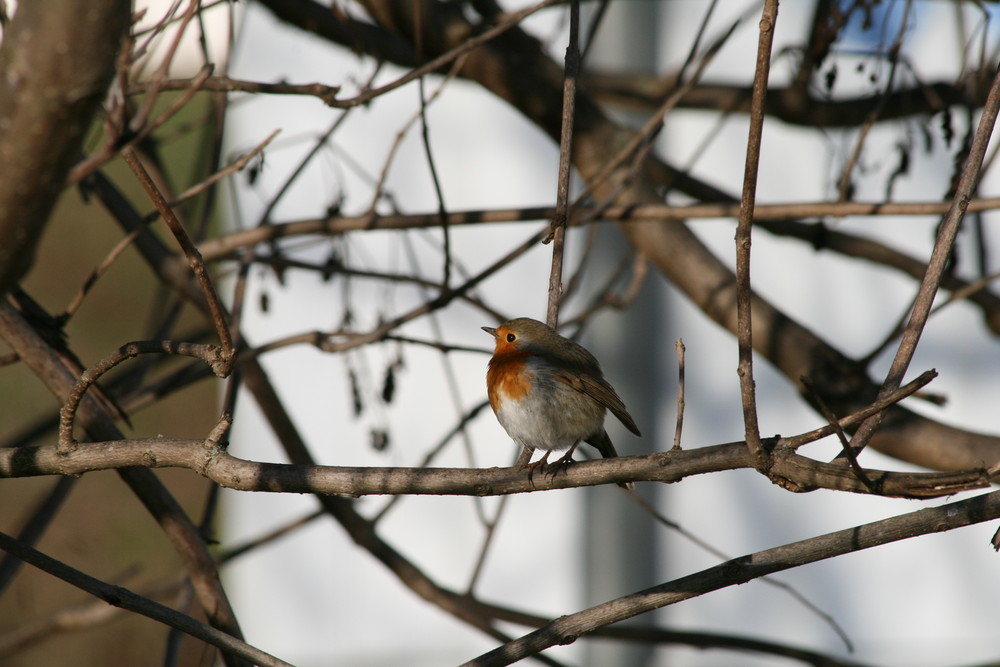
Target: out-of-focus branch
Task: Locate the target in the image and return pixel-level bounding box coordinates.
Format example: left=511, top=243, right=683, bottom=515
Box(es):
left=581, top=69, right=991, bottom=128
left=0, top=531, right=289, bottom=667
left=0, top=0, right=131, bottom=294
left=465, top=488, right=1000, bottom=666
left=132, top=53, right=994, bottom=128
left=193, top=196, right=1000, bottom=262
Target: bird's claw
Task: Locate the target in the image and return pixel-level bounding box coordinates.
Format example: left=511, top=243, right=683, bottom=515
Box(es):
left=518, top=447, right=583, bottom=487
left=518, top=452, right=550, bottom=488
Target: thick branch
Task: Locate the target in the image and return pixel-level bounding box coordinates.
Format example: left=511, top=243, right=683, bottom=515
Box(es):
left=0, top=435, right=989, bottom=500
left=0, top=0, right=130, bottom=294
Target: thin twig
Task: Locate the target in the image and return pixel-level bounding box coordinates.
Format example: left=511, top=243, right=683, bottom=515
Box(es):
left=672, top=338, right=685, bottom=451
left=781, top=369, right=938, bottom=449
left=415, top=65, right=454, bottom=290
left=59, top=227, right=145, bottom=320
left=623, top=488, right=853, bottom=651
left=372, top=401, right=491, bottom=524
left=130, top=75, right=343, bottom=104
left=362, top=55, right=465, bottom=263
left=169, top=129, right=280, bottom=207
left=800, top=376, right=876, bottom=492
left=545, top=0, right=580, bottom=328
left=58, top=340, right=229, bottom=452
left=560, top=251, right=641, bottom=325
left=735, top=0, right=778, bottom=464
left=122, top=148, right=235, bottom=358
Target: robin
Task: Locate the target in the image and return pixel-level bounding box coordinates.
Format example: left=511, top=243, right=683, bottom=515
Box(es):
left=482, top=317, right=641, bottom=488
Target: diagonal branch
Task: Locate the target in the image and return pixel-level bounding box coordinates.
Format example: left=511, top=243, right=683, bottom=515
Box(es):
left=0, top=531, right=289, bottom=667
left=0, top=299, right=248, bottom=666
left=844, top=60, right=1000, bottom=459
left=464, top=489, right=1000, bottom=666
left=122, top=148, right=235, bottom=357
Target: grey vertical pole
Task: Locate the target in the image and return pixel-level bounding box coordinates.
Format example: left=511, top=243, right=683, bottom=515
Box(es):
left=578, top=2, right=668, bottom=666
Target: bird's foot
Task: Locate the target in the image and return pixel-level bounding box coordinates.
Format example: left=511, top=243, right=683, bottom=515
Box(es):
left=520, top=451, right=551, bottom=488
left=544, top=445, right=580, bottom=485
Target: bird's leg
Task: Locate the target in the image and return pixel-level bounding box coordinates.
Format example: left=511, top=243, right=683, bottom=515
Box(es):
left=518, top=449, right=550, bottom=469
left=553, top=442, right=579, bottom=465
left=544, top=441, right=581, bottom=485
left=514, top=445, right=534, bottom=468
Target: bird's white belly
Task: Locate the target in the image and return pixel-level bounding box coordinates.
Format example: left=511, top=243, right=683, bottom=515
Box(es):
left=494, top=384, right=605, bottom=452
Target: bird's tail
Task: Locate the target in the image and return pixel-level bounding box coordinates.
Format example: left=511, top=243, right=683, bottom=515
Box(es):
left=587, top=429, right=633, bottom=489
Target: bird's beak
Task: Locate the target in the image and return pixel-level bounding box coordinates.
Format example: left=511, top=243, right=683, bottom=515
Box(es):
left=481, top=326, right=497, bottom=337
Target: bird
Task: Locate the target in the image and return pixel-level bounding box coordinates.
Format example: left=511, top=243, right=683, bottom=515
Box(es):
left=482, top=317, right=641, bottom=488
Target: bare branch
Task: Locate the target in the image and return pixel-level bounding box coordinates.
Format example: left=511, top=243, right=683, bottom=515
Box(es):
left=122, top=148, right=235, bottom=357
left=544, top=0, right=580, bottom=327
left=58, top=339, right=229, bottom=452
left=0, top=531, right=289, bottom=667
left=193, top=197, right=1000, bottom=261
left=672, top=339, right=685, bottom=451
left=465, top=489, right=1000, bottom=666
left=0, top=300, right=247, bottom=659
left=2, top=427, right=989, bottom=501
left=734, top=0, right=778, bottom=464
left=844, top=61, right=1000, bottom=459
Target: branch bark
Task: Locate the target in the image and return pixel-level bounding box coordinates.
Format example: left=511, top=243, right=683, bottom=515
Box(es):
left=0, top=0, right=131, bottom=294
left=1, top=433, right=990, bottom=500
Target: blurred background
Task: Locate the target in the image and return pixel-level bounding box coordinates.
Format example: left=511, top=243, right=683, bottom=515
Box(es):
left=2, top=1, right=1000, bottom=666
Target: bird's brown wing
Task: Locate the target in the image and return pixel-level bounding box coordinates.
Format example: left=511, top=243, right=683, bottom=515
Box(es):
left=553, top=368, right=641, bottom=436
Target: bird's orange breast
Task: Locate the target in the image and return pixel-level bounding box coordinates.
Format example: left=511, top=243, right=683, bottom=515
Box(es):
left=486, top=352, right=533, bottom=410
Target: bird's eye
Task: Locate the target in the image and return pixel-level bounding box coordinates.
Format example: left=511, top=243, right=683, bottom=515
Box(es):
left=506, top=333, right=516, bottom=343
